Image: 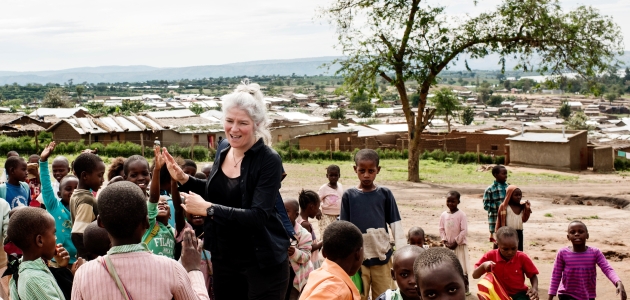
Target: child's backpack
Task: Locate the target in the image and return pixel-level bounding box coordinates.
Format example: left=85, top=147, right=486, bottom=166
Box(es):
left=0, top=182, right=30, bottom=202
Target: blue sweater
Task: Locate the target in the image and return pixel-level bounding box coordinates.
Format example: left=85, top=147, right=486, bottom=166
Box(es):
left=40, top=161, right=77, bottom=264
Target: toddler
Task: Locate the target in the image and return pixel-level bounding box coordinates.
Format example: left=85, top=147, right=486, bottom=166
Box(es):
left=407, top=227, right=425, bottom=248
left=495, top=185, right=531, bottom=251
left=439, top=191, right=470, bottom=294
left=298, top=189, right=322, bottom=269
left=548, top=221, right=626, bottom=300
left=318, top=164, right=343, bottom=239
left=284, top=198, right=314, bottom=300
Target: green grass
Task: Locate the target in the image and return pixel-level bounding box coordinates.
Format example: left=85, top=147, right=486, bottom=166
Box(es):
left=567, top=215, right=600, bottom=220
left=283, top=159, right=580, bottom=186
left=544, top=213, right=553, bottom=217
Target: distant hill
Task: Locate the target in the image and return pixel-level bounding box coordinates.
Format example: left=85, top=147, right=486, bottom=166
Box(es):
left=1, top=53, right=628, bottom=85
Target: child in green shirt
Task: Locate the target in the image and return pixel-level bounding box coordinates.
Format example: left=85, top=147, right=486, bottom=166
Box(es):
left=7, top=207, right=66, bottom=300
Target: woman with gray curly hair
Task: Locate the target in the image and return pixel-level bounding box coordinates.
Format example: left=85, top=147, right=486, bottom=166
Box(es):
left=162, top=81, right=290, bottom=300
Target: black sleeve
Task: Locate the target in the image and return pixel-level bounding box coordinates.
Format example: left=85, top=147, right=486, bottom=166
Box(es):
left=48, top=266, right=73, bottom=300
left=177, top=175, right=208, bottom=197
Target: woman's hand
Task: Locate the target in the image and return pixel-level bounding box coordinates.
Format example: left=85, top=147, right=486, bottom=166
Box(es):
left=180, top=191, right=212, bottom=216
left=162, top=147, right=189, bottom=184
left=180, top=228, right=202, bottom=273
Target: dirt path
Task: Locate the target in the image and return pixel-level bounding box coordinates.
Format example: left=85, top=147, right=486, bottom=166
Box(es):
left=281, top=164, right=630, bottom=299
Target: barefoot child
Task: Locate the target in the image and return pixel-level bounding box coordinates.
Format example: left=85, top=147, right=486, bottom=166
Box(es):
left=495, top=185, right=531, bottom=251
left=407, top=227, right=426, bottom=248
left=7, top=207, right=66, bottom=299
left=340, top=149, right=406, bottom=300
left=548, top=221, right=627, bottom=300
left=70, top=152, right=105, bottom=259
left=483, top=165, right=509, bottom=246
left=298, top=189, right=323, bottom=269
left=439, top=191, right=470, bottom=294
left=376, top=245, right=424, bottom=300
left=318, top=164, right=343, bottom=239
left=414, top=247, right=467, bottom=300
left=473, top=226, right=539, bottom=300
left=299, top=220, right=363, bottom=300
left=39, top=142, right=79, bottom=266
left=284, top=199, right=314, bottom=300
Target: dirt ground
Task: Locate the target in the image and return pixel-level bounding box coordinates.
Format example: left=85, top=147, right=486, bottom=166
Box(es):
left=280, top=164, right=630, bottom=299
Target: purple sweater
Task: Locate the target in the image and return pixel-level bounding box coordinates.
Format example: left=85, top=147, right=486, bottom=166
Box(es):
left=549, top=246, right=621, bottom=300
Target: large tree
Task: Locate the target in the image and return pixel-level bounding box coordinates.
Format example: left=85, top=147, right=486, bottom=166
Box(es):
left=42, top=88, right=72, bottom=108
left=320, top=0, right=623, bottom=182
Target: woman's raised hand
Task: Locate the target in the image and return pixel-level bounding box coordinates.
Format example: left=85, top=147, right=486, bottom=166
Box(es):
left=180, top=191, right=212, bottom=216
left=162, top=147, right=189, bottom=184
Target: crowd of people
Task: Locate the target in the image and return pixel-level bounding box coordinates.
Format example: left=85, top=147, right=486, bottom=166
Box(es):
left=0, top=81, right=626, bottom=300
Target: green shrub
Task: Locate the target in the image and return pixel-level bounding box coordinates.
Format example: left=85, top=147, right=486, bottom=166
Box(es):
left=615, top=158, right=629, bottom=171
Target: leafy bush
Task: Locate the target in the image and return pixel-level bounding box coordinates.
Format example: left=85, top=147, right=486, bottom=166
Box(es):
left=615, top=158, right=629, bottom=171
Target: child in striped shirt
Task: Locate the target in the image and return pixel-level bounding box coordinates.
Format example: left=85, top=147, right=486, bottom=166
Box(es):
left=284, top=198, right=313, bottom=300
left=548, top=221, right=626, bottom=300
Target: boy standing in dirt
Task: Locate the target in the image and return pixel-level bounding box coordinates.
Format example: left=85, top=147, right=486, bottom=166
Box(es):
left=483, top=165, right=509, bottom=247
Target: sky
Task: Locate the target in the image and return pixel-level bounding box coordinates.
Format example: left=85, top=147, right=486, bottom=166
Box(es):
left=1, top=0, right=628, bottom=72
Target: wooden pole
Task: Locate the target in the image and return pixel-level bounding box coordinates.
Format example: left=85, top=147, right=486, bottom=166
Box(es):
left=140, top=132, right=145, bottom=156
left=477, top=144, right=480, bottom=164
left=329, top=140, right=332, bottom=160
left=34, top=131, right=39, bottom=153
left=190, top=134, right=195, bottom=160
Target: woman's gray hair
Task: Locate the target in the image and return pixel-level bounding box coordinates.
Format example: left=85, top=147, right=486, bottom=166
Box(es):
left=222, top=80, right=271, bottom=145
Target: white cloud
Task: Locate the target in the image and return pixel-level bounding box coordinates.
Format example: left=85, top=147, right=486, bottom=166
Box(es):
left=0, top=0, right=627, bottom=71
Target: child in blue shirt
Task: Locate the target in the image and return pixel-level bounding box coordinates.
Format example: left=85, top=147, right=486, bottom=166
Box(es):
left=39, top=142, right=79, bottom=265
left=0, top=157, right=31, bottom=208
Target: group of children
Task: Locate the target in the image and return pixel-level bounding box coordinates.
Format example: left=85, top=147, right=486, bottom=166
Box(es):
left=0, top=145, right=626, bottom=300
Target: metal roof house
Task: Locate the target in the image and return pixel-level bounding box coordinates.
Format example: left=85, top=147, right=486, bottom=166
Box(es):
left=507, top=129, right=588, bottom=171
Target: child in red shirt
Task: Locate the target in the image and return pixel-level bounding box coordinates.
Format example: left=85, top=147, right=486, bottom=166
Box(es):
left=473, top=226, right=539, bottom=300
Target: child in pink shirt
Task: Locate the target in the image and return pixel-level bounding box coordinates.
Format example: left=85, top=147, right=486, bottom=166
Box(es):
left=318, top=165, right=343, bottom=239
left=439, top=191, right=470, bottom=295
left=284, top=198, right=314, bottom=300
left=297, top=189, right=322, bottom=269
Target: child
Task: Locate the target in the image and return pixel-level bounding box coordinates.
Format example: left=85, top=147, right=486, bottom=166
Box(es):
left=407, top=227, right=425, bottom=248
left=124, top=155, right=151, bottom=194
left=318, top=164, right=343, bottom=239
left=548, top=221, right=626, bottom=300
left=414, top=247, right=467, bottom=300
left=201, top=164, right=212, bottom=178
left=6, top=152, right=18, bottom=158
left=473, top=226, right=539, bottom=300
left=146, top=147, right=186, bottom=259
left=7, top=207, right=66, bottom=299
left=299, top=220, right=363, bottom=300
left=483, top=165, right=509, bottom=245
left=182, top=159, right=197, bottom=177
left=71, top=181, right=209, bottom=299
left=495, top=185, right=531, bottom=251
left=151, top=155, right=185, bottom=228
left=284, top=198, right=314, bottom=300
left=0, top=187, right=9, bottom=298
left=439, top=191, right=470, bottom=294
left=194, top=172, right=207, bottom=180
left=298, top=189, right=323, bottom=269
left=70, top=152, right=105, bottom=259
left=39, top=142, right=79, bottom=266
left=106, top=157, right=126, bottom=182
left=26, top=155, right=42, bottom=207
left=182, top=189, right=213, bottom=296
left=0, top=157, right=31, bottom=208
left=376, top=245, right=424, bottom=300
left=83, top=221, right=111, bottom=261
left=340, top=149, right=406, bottom=300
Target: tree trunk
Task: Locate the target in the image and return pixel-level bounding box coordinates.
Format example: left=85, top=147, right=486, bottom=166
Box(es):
left=407, top=135, right=422, bottom=182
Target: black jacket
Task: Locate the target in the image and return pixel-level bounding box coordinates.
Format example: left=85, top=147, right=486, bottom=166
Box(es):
left=179, top=138, right=290, bottom=268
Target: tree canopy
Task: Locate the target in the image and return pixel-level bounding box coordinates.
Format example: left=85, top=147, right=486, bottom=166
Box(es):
left=320, top=0, right=623, bottom=181
left=42, top=88, right=72, bottom=108
left=430, top=88, right=460, bottom=132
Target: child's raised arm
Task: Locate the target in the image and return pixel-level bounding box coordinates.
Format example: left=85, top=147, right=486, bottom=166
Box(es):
left=522, top=200, right=532, bottom=223
left=171, top=179, right=186, bottom=234
left=149, top=146, right=163, bottom=204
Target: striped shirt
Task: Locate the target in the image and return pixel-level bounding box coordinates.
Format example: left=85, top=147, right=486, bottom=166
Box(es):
left=549, top=246, right=621, bottom=300
left=483, top=181, right=509, bottom=233
left=9, top=258, right=66, bottom=300
left=71, top=243, right=209, bottom=300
